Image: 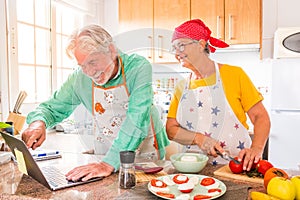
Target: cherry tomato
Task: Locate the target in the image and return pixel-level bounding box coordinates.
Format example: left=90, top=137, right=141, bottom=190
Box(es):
left=229, top=157, right=244, bottom=174
left=208, top=188, right=222, bottom=193
left=156, top=192, right=175, bottom=199
left=173, top=174, right=189, bottom=184
left=150, top=179, right=167, bottom=188
left=200, top=177, right=215, bottom=186
left=193, top=194, right=212, bottom=199
left=257, top=160, right=274, bottom=176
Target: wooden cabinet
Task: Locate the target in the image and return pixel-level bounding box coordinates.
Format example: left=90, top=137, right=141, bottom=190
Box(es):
left=118, top=0, right=261, bottom=63
left=191, top=0, right=261, bottom=45
left=118, top=0, right=190, bottom=63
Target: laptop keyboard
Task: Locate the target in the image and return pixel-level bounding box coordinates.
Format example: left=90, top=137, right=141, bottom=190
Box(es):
left=41, top=165, right=72, bottom=187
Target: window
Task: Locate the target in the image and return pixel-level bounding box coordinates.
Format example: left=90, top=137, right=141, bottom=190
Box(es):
left=1, top=0, right=101, bottom=121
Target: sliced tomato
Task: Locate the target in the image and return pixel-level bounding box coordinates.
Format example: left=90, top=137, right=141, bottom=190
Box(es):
left=193, top=194, right=212, bottom=200
left=150, top=179, right=167, bottom=188
left=179, top=188, right=193, bottom=193
left=173, top=174, right=189, bottom=184
left=200, top=177, right=215, bottom=186
left=156, top=192, right=175, bottom=199
left=208, top=188, right=222, bottom=193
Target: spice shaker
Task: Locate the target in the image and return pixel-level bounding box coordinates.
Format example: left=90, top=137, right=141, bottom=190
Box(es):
left=119, top=151, right=136, bottom=189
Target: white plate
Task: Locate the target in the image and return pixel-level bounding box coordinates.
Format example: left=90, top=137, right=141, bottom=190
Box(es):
left=148, top=174, right=226, bottom=200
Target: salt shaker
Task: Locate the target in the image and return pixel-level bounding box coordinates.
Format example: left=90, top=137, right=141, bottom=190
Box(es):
left=119, top=150, right=136, bottom=189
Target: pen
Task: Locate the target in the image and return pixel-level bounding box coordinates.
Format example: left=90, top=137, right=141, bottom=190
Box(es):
left=32, top=151, right=60, bottom=157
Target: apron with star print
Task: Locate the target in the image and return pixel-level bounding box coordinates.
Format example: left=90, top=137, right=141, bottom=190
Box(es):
left=176, top=62, right=252, bottom=164
left=93, top=58, right=159, bottom=161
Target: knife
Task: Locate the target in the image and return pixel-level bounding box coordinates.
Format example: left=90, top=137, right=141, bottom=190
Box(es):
left=12, top=91, right=27, bottom=114
left=216, top=150, right=241, bottom=164
left=13, top=92, right=23, bottom=113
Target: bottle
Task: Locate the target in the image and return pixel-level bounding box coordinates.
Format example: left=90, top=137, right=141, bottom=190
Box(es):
left=119, top=150, right=136, bottom=189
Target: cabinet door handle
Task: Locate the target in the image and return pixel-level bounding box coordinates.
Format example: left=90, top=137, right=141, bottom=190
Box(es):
left=228, top=14, right=233, bottom=40
left=148, top=35, right=152, bottom=59
left=216, top=15, right=221, bottom=39
left=158, top=35, right=163, bottom=58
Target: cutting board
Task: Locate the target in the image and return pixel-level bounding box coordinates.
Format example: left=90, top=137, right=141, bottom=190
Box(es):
left=135, top=162, right=167, bottom=182
left=136, top=171, right=167, bottom=182
left=214, top=165, right=264, bottom=184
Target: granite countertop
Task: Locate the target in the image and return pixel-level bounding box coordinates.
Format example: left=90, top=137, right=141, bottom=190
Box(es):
left=0, top=158, right=265, bottom=200
left=0, top=133, right=265, bottom=199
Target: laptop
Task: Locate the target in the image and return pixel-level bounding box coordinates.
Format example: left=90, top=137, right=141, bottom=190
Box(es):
left=0, top=131, right=103, bottom=190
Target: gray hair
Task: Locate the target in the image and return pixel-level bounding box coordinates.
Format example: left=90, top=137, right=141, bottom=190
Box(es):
left=66, top=24, right=114, bottom=58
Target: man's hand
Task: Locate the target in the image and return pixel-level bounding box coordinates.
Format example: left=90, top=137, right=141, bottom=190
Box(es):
left=21, top=120, right=46, bottom=149
left=65, top=162, right=114, bottom=182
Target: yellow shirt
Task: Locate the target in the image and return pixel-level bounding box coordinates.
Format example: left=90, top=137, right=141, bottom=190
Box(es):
left=167, top=64, right=263, bottom=129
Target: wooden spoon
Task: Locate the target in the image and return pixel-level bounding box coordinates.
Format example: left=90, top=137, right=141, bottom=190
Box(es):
left=135, top=165, right=163, bottom=174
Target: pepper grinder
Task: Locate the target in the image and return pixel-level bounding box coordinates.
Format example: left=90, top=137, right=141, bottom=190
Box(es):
left=119, top=151, right=136, bottom=189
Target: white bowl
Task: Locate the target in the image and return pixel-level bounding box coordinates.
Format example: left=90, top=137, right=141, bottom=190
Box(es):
left=170, top=153, right=208, bottom=173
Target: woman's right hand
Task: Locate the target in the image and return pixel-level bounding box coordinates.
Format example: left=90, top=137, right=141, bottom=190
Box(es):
left=21, top=120, right=46, bottom=149
left=194, top=134, right=223, bottom=157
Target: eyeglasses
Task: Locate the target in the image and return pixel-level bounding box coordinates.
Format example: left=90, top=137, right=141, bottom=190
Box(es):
left=170, top=40, right=198, bottom=54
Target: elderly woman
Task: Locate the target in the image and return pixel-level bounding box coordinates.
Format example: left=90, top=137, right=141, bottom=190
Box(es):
left=166, top=19, right=270, bottom=171
left=21, top=24, right=169, bottom=181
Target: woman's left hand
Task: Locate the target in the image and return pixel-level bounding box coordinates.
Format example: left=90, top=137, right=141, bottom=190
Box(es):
left=238, top=147, right=263, bottom=171
left=65, top=161, right=114, bottom=182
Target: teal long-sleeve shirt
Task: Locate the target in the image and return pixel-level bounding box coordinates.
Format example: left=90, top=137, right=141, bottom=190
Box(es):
left=26, top=51, right=170, bottom=170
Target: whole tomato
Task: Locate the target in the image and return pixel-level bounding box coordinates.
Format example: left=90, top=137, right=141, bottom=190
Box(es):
left=264, top=167, right=288, bottom=189
left=257, top=160, right=274, bottom=176
left=229, top=157, right=244, bottom=174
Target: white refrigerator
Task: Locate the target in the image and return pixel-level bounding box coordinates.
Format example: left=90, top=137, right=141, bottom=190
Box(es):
left=269, top=58, right=300, bottom=170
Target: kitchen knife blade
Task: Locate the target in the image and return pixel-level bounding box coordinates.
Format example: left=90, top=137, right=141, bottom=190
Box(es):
left=216, top=150, right=241, bottom=164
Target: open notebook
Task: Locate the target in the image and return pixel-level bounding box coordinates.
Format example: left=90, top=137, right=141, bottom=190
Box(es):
left=0, top=131, right=103, bottom=190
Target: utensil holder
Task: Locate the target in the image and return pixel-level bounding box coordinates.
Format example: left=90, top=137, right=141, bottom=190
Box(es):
left=6, top=112, right=26, bottom=135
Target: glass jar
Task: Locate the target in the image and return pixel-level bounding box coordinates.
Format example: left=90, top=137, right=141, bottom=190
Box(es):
left=119, top=151, right=136, bottom=189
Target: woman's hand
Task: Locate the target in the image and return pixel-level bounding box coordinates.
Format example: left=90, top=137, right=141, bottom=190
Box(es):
left=21, top=120, right=46, bottom=149
left=238, top=147, right=263, bottom=171
left=65, top=162, right=114, bottom=182
left=193, top=134, right=224, bottom=157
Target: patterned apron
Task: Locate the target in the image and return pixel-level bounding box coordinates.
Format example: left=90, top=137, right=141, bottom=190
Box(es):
left=176, top=62, right=252, bottom=164
left=93, top=58, right=159, bottom=161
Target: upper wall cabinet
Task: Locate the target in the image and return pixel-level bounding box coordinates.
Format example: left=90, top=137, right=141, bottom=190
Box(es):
left=118, top=0, right=190, bottom=63
left=118, top=0, right=261, bottom=63
left=191, top=0, right=261, bottom=45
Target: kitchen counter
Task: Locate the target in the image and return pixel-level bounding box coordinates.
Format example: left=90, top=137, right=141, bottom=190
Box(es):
left=0, top=157, right=265, bottom=200
left=0, top=132, right=265, bottom=199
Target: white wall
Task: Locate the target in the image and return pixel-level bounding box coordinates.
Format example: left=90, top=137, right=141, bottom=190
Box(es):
left=102, top=0, right=118, bottom=36
left=0, top=0, right=9, bottom=121
left=262, top=0, right=300, bottom=59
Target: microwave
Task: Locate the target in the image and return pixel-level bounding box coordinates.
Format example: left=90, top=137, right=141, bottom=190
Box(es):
left=273, top=27, right=300, bottom=59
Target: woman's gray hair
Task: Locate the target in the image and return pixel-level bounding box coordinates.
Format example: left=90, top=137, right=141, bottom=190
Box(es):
left=66, top=24, right=115, bottom=58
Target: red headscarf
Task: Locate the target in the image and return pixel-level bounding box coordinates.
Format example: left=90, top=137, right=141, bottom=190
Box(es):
left=172, top=19, right=229, bottom=53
